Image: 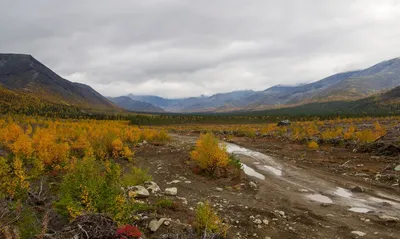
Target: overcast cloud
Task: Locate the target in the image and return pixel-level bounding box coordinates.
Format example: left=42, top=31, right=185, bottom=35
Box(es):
left=1, top=0, right=400, bottom=98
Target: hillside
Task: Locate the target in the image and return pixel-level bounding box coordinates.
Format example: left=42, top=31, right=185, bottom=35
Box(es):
left=0, top=53, right=119, bottom=112
left=109, top=96, right=164, bottom=113
left=242, top=85, right=400, bottom=117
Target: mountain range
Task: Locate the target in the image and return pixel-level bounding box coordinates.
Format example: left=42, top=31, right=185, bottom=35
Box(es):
left=1, top=53, right=400, bottom=115
left=125, top=57, right=400, bottom=112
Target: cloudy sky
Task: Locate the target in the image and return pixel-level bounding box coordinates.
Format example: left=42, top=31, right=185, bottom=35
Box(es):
left=1, top=0, right=400, bottom=98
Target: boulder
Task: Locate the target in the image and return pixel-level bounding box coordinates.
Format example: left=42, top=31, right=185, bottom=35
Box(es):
left=144, top=181, right=161, bottom=194
left=351, top=186, right=365, bottom=193
left=277, top=120, right=291, bottom=127
left=149, top=218, right=167, bottom=232
left=127, top=186, right=150, bottom=198
left=165, top=187, right=178, bottom=196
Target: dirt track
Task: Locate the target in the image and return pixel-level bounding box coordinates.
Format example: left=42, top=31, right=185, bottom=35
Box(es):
left=134, top=134, right=400, bottom=238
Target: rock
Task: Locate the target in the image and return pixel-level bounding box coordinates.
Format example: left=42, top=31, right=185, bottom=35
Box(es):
left=163, top=220, right=171, bottom=226
left=351, top=231, right=366, bottom=237
left=253, top=219, right=262, bottom=224
left=149, top=218, right=167, bottom=232
left=263, top=219, right=269, bottom=225
left=265, top=237, right=272, bottom=239
left=167, top=180, right=181, bottom=184
left=277, top=120, right=291, bottom=127
left=142, top=140, right=148, bottom=145
left=395, top=165, right=400, bottom=171
left=378, top=215, right=400, bottom=222
left=351, top=186, right=365, bottom=193
left=127, top=186, right=149, bottom=198
left=184, top=180, right=191, bottom=184
left=144, top=181, right=161, bottom=193
left=215, top=187, right=223, bottom=192
left=165, top=187, right=177, bottom=196
left=249, top=181, right=257, bottom=189
left=277, top=210, right=285, bottom=217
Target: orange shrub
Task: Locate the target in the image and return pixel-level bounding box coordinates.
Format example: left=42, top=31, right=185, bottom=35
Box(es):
left=308, top=141, right=319, bottom=150
left=190, top=133, right=229, bottom=172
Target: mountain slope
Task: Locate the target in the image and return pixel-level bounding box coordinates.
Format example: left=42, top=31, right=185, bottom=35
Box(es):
left=109, top=96, right=164, bottom=113
left=0, top=53, right=118, bottom=111
left=243, top=85, right=400, bottom=117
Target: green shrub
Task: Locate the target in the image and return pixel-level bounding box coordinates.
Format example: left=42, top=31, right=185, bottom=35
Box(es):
left=121, top=167, right=152, bottom=187
left=56, top=158, right=146, bottom=224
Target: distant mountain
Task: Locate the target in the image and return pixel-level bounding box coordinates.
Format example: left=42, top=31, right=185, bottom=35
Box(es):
left=127, top=90, right=254, bottom=112
left=0, top=53, right=118, bottom=111
left=109, top=96, right=164, bottom=113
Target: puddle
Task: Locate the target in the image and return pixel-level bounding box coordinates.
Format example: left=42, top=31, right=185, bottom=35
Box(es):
left=306, top=194, right=333, bottom=204
left=349, top=207, right=371, bottom=213
left=242, top=163, right=265, bottom=180
left=263, top=165, right=282, bottom=176
left=334, top=187, right=352, bottom=198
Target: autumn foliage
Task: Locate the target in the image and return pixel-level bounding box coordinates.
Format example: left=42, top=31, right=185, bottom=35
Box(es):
left=190, top=132, right=230, bottom=174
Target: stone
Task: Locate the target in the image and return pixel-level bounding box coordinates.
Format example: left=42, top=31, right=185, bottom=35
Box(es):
left=127, top=186, right=149, bottom=198
left=351, top=231, right=366, bottom=237
left=163, top=220, right=171, bottom=226
left=263, top=219, right=269, bottom=225
left=149, top=218, right=167, bottom=232
left=144, top=181, right=161, bottom=193
left=249, top=181, right=257, bottom=189
left=395, top=165, right=400, bottom=171
left=165, top=187, right=177, bottom=196
left=351, top=185, right=365, bottom=193
left=215, top=187, right=223, bottom=192
left=378, top=215, right=400, bottom=222
left=184, top=180, right=192, bottom=184
left=254, top=219, right=262, bottom=224
left=168, top=180, right=181, bottom=184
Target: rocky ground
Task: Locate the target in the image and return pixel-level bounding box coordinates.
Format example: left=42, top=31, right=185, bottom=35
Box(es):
left=125, top=134, right=400, bottom=239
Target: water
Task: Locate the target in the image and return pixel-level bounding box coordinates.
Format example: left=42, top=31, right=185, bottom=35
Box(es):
left=334, top=187, right=352, bottom=198
left=242, top=163, right=265, bottom=180
left=306, top=194, right=333, bottom=204
left=349, top=207, right=371, bottom=213
left=263, top=165, right=283, bottom=176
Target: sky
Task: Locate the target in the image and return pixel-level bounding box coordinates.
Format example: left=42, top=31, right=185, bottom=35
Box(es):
left=1, top=0, right=400, bottom=98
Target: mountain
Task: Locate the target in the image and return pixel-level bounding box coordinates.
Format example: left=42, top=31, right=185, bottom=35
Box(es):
left=109, top=96, right=164, bottom=113
left=0, top=53, right=118, bottom=112
left=127, top=90, right=255, bottom=112
left=242, top=85, right=400, bottom=117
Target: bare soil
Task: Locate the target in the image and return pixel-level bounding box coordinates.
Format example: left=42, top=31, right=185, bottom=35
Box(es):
left=131, top=134, right=400, bottom=239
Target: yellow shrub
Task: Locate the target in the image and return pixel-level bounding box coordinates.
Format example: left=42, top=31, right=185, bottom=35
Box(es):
left=195, top=201, right=229, bottom=236
left=308, top=141, right=319, bottom=150
left=190, top=133, right=229, bottom=172
left=356, top=129, right=376, bottom=143
left=112, top=139, right=124, bottom=159
left=11, top=134, right=33, bottom=158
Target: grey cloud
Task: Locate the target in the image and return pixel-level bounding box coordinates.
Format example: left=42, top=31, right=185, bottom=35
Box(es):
left=1, top=0, right=400, bottom=98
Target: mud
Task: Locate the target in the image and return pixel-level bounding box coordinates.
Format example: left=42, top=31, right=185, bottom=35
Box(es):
left=132, top=134, right=400, bottom=238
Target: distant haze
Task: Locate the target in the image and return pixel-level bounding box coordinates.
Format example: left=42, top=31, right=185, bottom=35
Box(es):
left=1, top=0, right=400, bottom=98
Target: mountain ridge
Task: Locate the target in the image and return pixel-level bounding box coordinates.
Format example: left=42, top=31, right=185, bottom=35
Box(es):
left=0, top=53, right=119, bottom=112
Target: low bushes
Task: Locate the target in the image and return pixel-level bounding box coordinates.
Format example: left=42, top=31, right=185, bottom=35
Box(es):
left=194, top=201, right=229, bottom=237
left=190, top=132, right=241, bottom=177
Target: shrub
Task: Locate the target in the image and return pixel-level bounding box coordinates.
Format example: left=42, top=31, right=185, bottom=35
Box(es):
left=308, top=141, right=319, bottom=150
left=190, top=133, right=229, bottom=174
left=121, top=167, right=152, bottom=187
left=194, top=201, right=229, bottom=237
left=355, top=129, right=376, bottom=143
